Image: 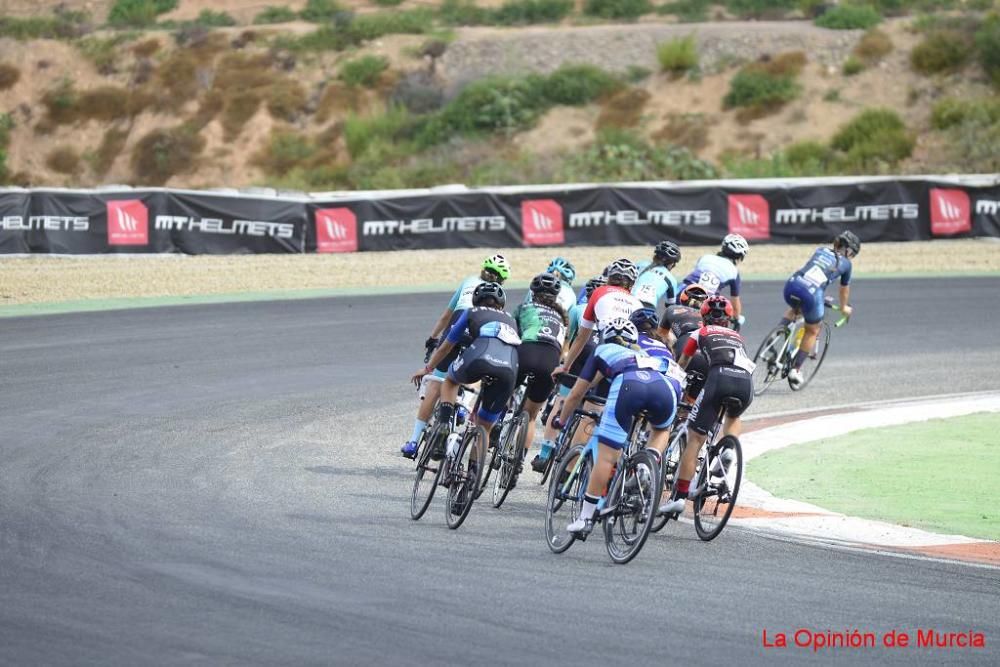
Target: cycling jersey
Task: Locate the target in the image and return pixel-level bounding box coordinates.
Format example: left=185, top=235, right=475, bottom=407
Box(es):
left=581, top=343, right=684, bottom=391
left=680, top=254, right=741, bottom=298
left=682, top=325, right=754, bottom=371
left=513, top=301, right=566, bottom=352
left=784, top=247, right=852, bottom=324
left=521, top=282, right=577, bottom=314
left=560, top=304, right=600, bottom=393
left=447, top=275, right=486, bottom=312
left=581, top=285, right=643, bottom=330
left=659, top=304, right=702, bottom=340
left=446, top=307, right=522, bottom=347
left=631, top=264, right=679, bottom=308
left=637, top=333, right=672, bottom=361
left=446, top=307, right=521, bottom=424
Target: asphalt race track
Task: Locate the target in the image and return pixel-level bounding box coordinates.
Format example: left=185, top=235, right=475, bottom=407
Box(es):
left=1, top=277, right=998, bottom=665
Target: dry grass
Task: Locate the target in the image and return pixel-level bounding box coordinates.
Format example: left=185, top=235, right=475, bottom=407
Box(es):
left=596, top=88, right=651, bottom=129
left=44, top=146, right=80, bottom=174
left=0, top=240, right=996, bottom=305
left=130, top=125, right=206, bottom=185
left=0, top=62, right=20, bottom=90
left=853, top=29, right=893, bottom=65
left=653, top=112, right=710, bottom=151
left=91, top=128, right=130, bottom=177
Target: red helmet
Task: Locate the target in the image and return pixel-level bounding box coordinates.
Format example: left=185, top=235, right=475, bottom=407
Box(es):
left=701, top=295, right=734, bottom=325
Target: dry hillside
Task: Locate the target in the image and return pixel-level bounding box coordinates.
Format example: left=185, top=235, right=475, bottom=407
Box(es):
left=1, top=1, right=998, bottom=190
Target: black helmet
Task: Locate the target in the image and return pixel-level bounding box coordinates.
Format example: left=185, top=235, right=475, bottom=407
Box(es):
left=472, top=281, right=506, bottom=308
left=629, top=307, right=658, bottom=333
left=835, top=230, right=861, bottom=256
left=654, top=240, right=682, bottom=265
left=584, top=275, right=607, bottom=299
left=529, top=272, right=561, bottom=297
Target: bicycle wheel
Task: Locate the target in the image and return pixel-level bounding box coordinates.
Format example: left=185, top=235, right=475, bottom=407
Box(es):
left=693, top=435, right=743, bottom=541
left=544, top=444, right=590, bottom=554
left=650, top=429, right=685, bottom=534
left=789, top=322, right=831, bottom=392
left=541, top=413, right=583, bottom=485
left=752, top=327, right=788, bottom=396
left=478, top=421, right=504, bottom=498
left=492, top=412, right=528, bottom=508
left=410, top=423, right=445, bottom=520
left=445, top=426, right=487, bottom=529
left=603, top=448, right=662, bottom=565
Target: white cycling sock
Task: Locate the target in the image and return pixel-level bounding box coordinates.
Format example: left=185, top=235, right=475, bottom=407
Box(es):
left=580, top=494, right=600, bottom=520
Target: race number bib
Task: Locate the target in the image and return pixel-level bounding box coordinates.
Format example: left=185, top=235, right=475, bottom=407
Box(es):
left=802, top=265, right=827, bottom=287
left=636, top=282, right=658, bottom=303
left=733, top=347, right=756, bottom=373
left=636, top=355, right=661, bottom=370
left=496, top=323, right=522, bottom=346
left=665, top=360, right=687, bottom=385
left=697, top=272, right=722, bottom=294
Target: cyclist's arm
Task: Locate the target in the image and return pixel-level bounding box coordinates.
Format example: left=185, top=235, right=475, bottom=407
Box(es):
left=429, top=307, right=454, bottom=339
left=557, top=372, right=604, bottom=427
left=677, top=331, right=700, bottom=369
left=560, top=324, right=591, bottom=373
left=424, top=339, right=455, bottom=371
left=838, top=284, right=852, bottom=317
left=730, top=274, right=743, bottom=321
left=731, top=295, right=742, bottom=321
left=427, top=310, right=470, bottom=368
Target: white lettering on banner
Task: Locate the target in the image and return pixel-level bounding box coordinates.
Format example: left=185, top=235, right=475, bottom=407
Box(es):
left=775, top=204, right=919, bottom=224
left=976, top=200, right=1000, bottom=216
left=362, top=216, right=506, bottom=236
left=568, top=210, right=711, bottom=227
left=153, top=216, right=295, bottom=239
left=0, top=216, right=89, bottom=231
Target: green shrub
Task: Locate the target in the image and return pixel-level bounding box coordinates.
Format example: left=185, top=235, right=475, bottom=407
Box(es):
left=108, top=0, right=178, bottom=28
left=815, top=4, right=882, bottom=30
left=842, top=56, right=863, bottom=76
left=911, top=30, right=971, bottom=74
left=831, top=108, right=913, bottom=168
left=930, top=96, right=1000, bottom=129
left=438, top=0, right=491, bottom=25
left=725, top=0, right=796, bottom=19
left=657, top=0, right=711, bottom=22
left=852, top=28, right=892, bottom=64
left=193, top=10, right=237, bottom=27
left=347, top=9, right=435, bottom=41
left=373, top=0, right=405, bottom=5
left=492, top=0, right=574, bottom=25
left=255, top=130, right=317, bottom=174
left=657, top=36, right=699, bottom=75
left=254, top=6, right=298, bottom=24
left=723, top=69, right=800, bottom=112
left=344, top=107, right=413, bottom=158
left=545, top=65, right=622, bottom=105
left=0, top=63, right=20, bottom=91
left=975, top=14, right=1000, bottom=86
left=131, top=125, right=205, bottom=185
left=339, top=55, right=389, bottom=87
left=299, top=0, right=344, bottom=22
left=625, top=65, right=652, bottom=83
left=583, top=0, right=652, bottom=20
left=435, top=76, right=547, bottom=138
left=785, top=140, right=837, bottom=170
left=0, top=12, right=90, bottom=40
left=563, top=128, right=717, bottom=182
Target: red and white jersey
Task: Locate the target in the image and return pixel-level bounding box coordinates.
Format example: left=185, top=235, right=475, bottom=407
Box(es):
left=581, top=285, right=643, bottom=330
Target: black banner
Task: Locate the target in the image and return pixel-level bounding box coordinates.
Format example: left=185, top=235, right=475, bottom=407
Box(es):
left=2, top=178, right=999, bottom=254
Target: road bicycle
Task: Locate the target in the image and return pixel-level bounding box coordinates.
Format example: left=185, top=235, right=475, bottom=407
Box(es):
left=479, top=377, right=535, bottom=508
left=650, top=396, right=744, bottom=541
left=543, top=407, right=663, bottom=565
left=409, top=384, right=484, bottom=529
left=538, top=378, right=605, bottom=486
left=751, top=296, right=849, bottom=396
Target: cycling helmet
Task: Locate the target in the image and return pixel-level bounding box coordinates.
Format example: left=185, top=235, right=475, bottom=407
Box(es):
left=679, top=284, right=710, bottom=308
left=481, top=254, right=511, bottom=282
left=529, top=272, right=561, bottom=297
left=547, top=256, right=576, bottom=283
left=834, top=230, right=861, bottom=257
left=629, top=307, right=658, bottom=333
left=584, top=275, right=607, bottom=299
left=472, top=281, right=506, bottom=308
left=600, top=317, right=639, bottom=346
left=720, top=234, right=749, bottom=260
left=653, top=240, right=682, bottom=265
left=606, top=258, right=639, bottom=285
left=701, top=295, right=734, bottom=326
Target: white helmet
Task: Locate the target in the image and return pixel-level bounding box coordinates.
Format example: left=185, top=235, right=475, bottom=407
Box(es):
left=605, top=258, right=638, bottom=284
left=600, top=317, right=639, bottom=346
left=721, top=234, right=749, bottom=259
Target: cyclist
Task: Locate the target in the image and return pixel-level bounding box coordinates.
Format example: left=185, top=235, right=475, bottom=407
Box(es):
left=533, top=274, right=606, bottom=472
left=658, top=284, right=710, bottom=405
left=410, top=283, right=520, bottom=476
left=779, top=231, right=859, bottom=388
left=546, top=256, right=579, bottom=312
left=556, top=319, right=683, bottom=536
left=631, top=241, right=682, bottom=310
left=630, top=306, right=672, bottom=360
left=660, top=295, right=754, bottom=516
left=511, top=273, right=568, bottom=472
left=576, top=264, right=610, bottom=304
left=401, top=254, right=511, bottom=458
left=678, top=234, right=748, bottom=329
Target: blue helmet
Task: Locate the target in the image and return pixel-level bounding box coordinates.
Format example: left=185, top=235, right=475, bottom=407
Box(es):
left=629, top=307, right=658, bottom=332
left=547, top=257, right=576, bottom=284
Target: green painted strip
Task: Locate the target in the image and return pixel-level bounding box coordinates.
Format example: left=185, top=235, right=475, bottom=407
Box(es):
left=0, top=272, right=996, bottom=318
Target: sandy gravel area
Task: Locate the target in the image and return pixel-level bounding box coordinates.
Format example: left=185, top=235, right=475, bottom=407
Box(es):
left=0, top=240, right=997, bottom=305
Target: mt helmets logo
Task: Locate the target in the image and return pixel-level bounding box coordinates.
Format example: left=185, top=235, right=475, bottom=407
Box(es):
left=521, top=199, right=564, bottom=246
left=929, top=188, right=971, bottom=236
left=727, top=194, right=770, bottom=240
left=315, top=208, right=358, bottom=253
left=106, top=200, right=149, bottom=246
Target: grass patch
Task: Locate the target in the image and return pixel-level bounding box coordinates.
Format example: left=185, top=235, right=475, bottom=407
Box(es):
left=0, top=63, right=21, bottom=91
left=563, top=128, right=717, bottom=181
left=931, top=96, right=1000, bottom=129
left=76, top=34, right=138, bottom=75
left=339, top=55, right=389, bottom=88
left=815, top=3, right=882, bottom=30
left=0, top=10, right=91, bottom=40
left=842, top=56, right=863, bottom=76
left=657, top=0, right=711, bottom=22
left=831, top=107, right=914, bottom=171
left=652, top=112, right=709, bottom=151
left=596, top=88, right=651, bottom=129
left=975, top=14, right=1000, bottom=86
left=725, top=0, right=796, bottom=20
left=108, top=0, right=178, bottom=28
left=45, top=146, right=80, bottom=175
left=289, top=9, right=434, bottom=51
left=254, top=6, right=298, bottom=24
left=749, top=412, right=1000, bottom=541
left=657, top=36, right=699, bottom=77
left=299, top=0, right=345, bottom=22
left=583, top=0, right=653, bottom=20
left=910, top=30, right=972, bottom=74
left=131, top=124, right=205, bottom=185
left=723, top=53, right=806, bottom=121
left=90, top=128, right=130, bottom=177
left=545, top=64, right=622, bottom=104
left=852, top=28, right=893, bottom=64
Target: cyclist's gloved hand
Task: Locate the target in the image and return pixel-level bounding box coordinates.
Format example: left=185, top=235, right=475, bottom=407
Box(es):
left=733, top=314, right=745, bottom=332
left=424, top=336, right=438, bottom=351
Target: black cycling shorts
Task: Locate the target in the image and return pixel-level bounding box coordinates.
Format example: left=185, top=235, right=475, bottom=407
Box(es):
left=688, top=365, right=753, bottom=435
left=516, top=342, right=561, bottom=403
left=448, top=338, right=519, bottom=425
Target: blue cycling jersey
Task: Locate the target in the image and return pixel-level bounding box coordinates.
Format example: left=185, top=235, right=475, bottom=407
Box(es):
left=631, top=264, right=679, bottom=308
left=792, top=247, right=853, bottom=290
left=447, top=276, right=486, bottom=312
left=637, top=333, right=673, bottom=361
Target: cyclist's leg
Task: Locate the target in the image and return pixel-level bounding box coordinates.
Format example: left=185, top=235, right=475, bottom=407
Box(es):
left=662, top=368, right=724, bottom=511
left=720, top=368, right=754, bottom=438
left=644, top=376, right=679, bottom=454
